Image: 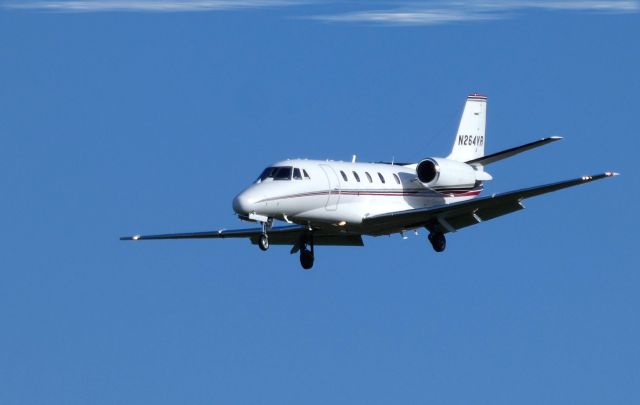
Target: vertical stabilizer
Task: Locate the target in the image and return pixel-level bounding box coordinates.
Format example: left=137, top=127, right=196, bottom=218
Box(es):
left=447, top=94, right=487, bottom=162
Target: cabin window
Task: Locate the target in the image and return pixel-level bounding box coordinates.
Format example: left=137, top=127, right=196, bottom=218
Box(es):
left=293, top=168, right=303, bottom=180
left=378, top=172, right=386, bottom=183
left=393, top=173, right=401, bottom=184
left=303, top=169, right=311, bottom=179
left=273, top=166, right=293, bottom=180
left=365, top=172, right=373, bottom=183
left=352, top=171, right=360, bottom=182
left=340, top=170, right=348, bottom=182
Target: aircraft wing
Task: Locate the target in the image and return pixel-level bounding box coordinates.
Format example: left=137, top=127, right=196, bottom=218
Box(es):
left=121, top=224, right=364, bottom=247
left=362, top=172, right=618, bottom=235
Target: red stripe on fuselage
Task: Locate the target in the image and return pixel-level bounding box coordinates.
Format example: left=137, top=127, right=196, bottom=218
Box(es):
left=258, top=188, right=482, bottom=202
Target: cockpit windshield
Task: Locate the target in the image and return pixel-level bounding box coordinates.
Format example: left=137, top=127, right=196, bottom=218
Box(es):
left=272, top=167, right=292, bottom=180
left=256, top=167, right=274, bottom=182
left=255, top=166, right=293, bottom=183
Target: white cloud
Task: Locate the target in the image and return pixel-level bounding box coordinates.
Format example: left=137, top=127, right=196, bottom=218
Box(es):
left=316, top=0, right=639, bottom=25
left=4, top=0, right=638, bottom=25
left=500, top=0, right=638, bottom=11
left=6, top=0, right=301, bottom=12
left=316, top=8, right=499, bottom=25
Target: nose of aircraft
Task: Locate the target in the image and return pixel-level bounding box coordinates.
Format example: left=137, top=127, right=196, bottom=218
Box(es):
left=232, top=190, right=253, bottom=215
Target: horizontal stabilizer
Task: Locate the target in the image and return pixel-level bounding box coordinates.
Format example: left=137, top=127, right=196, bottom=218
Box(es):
left=466, top=136, right=562, bottom=166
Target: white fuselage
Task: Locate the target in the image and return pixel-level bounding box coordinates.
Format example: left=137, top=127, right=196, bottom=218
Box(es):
left=232, top=159, right=482, bottom=235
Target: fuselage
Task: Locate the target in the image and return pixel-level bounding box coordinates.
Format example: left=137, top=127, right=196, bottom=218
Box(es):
left=232, top=159, right=482, bottom=235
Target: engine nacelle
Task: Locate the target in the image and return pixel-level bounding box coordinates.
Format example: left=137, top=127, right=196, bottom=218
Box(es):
left=416, top=157, right=482, bottom=189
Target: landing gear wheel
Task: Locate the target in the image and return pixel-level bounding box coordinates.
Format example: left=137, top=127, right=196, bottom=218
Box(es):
left=300, top=249, right=314, bottom=270
left=428, top=232, right=446, bottom=252
left=258, top=234, right=269, bottom=251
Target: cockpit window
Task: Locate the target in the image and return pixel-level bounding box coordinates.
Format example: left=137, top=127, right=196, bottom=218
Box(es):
left=256, top=167, right=275, bottom=183
left=255, top=166, right=293, bottom=182
left=303, top=169, right=310, bottom=179
left=273, top=166, right=293, bottom=180
left=293, top=168, right=303, bottom=180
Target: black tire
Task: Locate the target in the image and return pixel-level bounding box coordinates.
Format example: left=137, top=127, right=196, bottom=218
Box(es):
left=428, top=232, right=446, bottom=252
left=300, top=249, right=314, bottom=270
left=258, top=234, right=269, bottom=251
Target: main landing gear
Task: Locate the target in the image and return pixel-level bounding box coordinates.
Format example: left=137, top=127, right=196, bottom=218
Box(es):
left=299, top=242, right=314, bottom=270
left=428, top=231, right=446, bottom=252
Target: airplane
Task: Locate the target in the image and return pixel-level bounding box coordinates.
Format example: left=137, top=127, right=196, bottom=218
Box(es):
left=121, top=94, right=618, bottom=270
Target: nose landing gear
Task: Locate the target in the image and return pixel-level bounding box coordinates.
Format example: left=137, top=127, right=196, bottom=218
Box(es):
left=257, top=218, right=273, bottom=251
left=258, top=233, right=269, bottom=251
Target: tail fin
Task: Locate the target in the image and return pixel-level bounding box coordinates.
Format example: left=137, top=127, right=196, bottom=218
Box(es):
left=447, top=93, right=487, bottom=162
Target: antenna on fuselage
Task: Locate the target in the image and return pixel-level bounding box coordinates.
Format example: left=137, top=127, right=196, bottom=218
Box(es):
left=352, top=154, right=356, bottom=163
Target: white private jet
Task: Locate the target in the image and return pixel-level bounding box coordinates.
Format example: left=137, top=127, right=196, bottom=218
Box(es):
left=122, top=94, right=618, bottom=269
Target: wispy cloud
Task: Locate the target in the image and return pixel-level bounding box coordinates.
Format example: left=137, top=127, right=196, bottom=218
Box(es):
left=316, top=7, right=499, bottom=25
left=316, top=0, right=640, bottom=25
left=5, top=0, right=301, bottom=12
left=4, top=0, right=638, bottom=25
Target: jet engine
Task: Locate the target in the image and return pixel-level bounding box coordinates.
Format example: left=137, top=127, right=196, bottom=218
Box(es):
left=416, top=157, right=489, bottom=189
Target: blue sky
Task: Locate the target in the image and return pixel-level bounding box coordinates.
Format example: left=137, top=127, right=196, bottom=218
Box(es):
left=0, top=1, right=638, bottom=404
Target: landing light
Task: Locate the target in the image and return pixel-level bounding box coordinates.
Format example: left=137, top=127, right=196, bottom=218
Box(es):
left=132, top=235, right=141, bottom=240
left=337, top=221, right=347, bottom=226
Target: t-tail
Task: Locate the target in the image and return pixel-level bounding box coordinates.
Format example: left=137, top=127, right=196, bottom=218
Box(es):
left=415, top=93, right=565, bottom=192
left=447, top=93, right=487, bottom=162
left=446, top=93, right=563, bottom=167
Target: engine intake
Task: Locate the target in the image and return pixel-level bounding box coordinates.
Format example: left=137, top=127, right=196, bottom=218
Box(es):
left=416, top=159, right=439, bottom=183
left=416, top=157, right=479, bottom=189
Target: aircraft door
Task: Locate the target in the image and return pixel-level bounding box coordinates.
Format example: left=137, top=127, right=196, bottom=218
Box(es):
left=320, top=164, right=341, bottom=211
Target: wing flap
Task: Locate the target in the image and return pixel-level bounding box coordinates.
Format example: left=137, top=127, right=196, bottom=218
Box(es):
left=476, top=199, right=524, bottom=221
left=442, top=199, right=525, bottom=231
left=121, top=224, right=364, bottom=247
left=445, top=212, right=480, bottom=230
left=249, top=233, right=363, bottom=246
